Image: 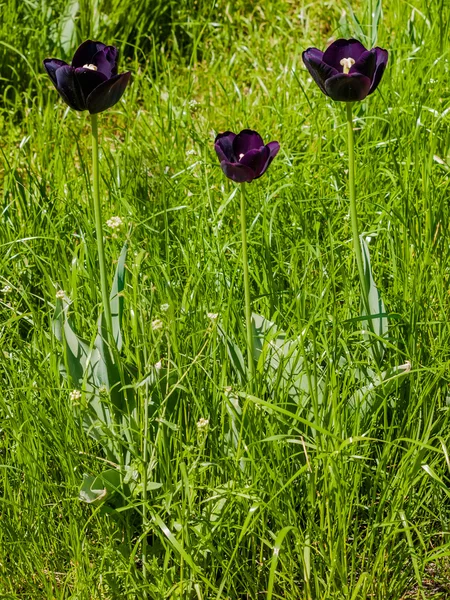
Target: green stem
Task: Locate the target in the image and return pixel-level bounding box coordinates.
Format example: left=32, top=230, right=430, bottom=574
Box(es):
left=346, top=103, right=370, bottom=318
left=240, top=183, right=256, bottom=389
left=91, top=113, right=114, bottom=344
left=141, top=385, right=149, bottom=585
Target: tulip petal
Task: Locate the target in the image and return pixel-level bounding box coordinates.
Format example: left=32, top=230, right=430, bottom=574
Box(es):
left=92, top=46, right=119, bottom=78
left=267, top=141, right=280, bottom=159
left=259, top=141, right=281, bottom=176
left=215, top=131, right=237, bottom=163
left=240, top=146, right=270, bottom=178
left=43, top=58, right=68, bottom=85
left=233, top=129, right=264, bottom=158
left=302, top=48, right=338, bottom=95
left=323, top=38, right=367, bottom=71
left=72, top=40, right=107, bottom=68
left=74, top=67, right=107, bottom=103
left=86, top=71, right=131, bottom=114
left=220, top=161, right=255, bottom=183
left=55, top=65, right=86, bottom=111
left=324, top=73, right=372, bottom=102
left=350, top=50, right=376, bottom=80
left=368, top=48, right=389, bottom=94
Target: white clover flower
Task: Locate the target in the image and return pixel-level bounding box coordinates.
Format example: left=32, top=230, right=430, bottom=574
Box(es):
left=207, top=312, right=218, bottom=320
left=106, top=216, right=124, bottom=229
left=69, top=389, right=81, bottom=401
left=56, top=289, right=65, bottom=299
left=151, top=319, right=163, bottom=331
left=197, top=418, right=209, bottom=429
left=1, top=285, right=12, bottom=294
left=160, top=303, right=170, bottom=312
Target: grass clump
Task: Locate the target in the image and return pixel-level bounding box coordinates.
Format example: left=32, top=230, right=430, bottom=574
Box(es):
left=1, top=0, right=450, bottom=598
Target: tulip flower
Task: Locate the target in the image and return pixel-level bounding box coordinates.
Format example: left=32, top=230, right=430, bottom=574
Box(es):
left=302, top=38, right=388, bottom=102
left=215, top=129, right=280, bottom=183
left=43, top=40, right=131, bottom=114
left=213, top=128, right=280, bottom=389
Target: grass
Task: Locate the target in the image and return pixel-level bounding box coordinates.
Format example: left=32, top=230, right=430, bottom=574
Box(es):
left=1, top=0, right=450, bottom=598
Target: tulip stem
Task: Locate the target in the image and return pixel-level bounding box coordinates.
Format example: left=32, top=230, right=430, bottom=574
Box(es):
left=346, top=103, right=371, bottom=328
left=240, top=183, right=256, bottom=389
left=91, top=113, right=114, bottom=346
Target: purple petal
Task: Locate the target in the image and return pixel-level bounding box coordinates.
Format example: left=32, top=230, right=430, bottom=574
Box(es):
left=258, top=141, right=281, bottom=177
left=267, top=141, right=280, bottom=159
left=239, top=146, right=270, bottom=178
left=72, top=40, right=107, bottom=68
left=91, top=46, right=118, bottom=78
left=86, top=71, right=131, bottom=114
left=368, top=48, right=388, bottom=95
left=220, top=161, right=255, bottom=183
left=302, top=48, right=338, bottom=95
left=350, top=50, right=376, bottom=80
left=323, top=38, right=367, bottom=71
left=55, top=65, right=86, bottom=111
left=74, top=67, right=107, bottom=103
left=324, top=72, right=372, bottom=102
left=43, top=58, right=68, bottom=85
left=233, top=130, right=264, bottom=158
left=215, top=131, right=237, bottom=163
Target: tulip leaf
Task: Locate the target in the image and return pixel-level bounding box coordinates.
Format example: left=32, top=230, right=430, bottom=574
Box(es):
left=218, top=324, right=246, bottom=383
left=350, top=361, right=411, bottom=419
left=251, top=313, right=317, bottom=402
left=52, top=298, right=92, bottom=387
left=360, top=236, right=388, bottom=363
left=79, top=469, right=122, bottom=504
left=110, top=242, right=128, bottom=352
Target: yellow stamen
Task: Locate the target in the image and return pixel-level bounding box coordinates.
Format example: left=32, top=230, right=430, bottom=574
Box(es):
left=83, top=64, right=98, bottom=71
left=340, top=57, right=355, bottom=74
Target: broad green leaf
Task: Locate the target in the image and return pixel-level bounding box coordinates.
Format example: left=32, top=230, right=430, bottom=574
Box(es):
left=110, top=242, right=128, bottom=352
left=52, top=298, right=91, bottom=387
left=79, top=469, right=121, bottom=504
left=360, top=236, right=388, bottom=362
left=251, top=313, right=315, bottom=402
left=218, top=324, right=246, bottom=383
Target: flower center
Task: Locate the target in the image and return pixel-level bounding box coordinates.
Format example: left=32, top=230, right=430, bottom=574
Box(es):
left=340, top=57, right=355, bottom=74
left=83, top=63, right=98, bottom=71
left=239, top=153, right=245, bottom=161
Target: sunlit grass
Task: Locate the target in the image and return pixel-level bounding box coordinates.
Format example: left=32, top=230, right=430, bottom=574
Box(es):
left=1, top=0, right=450, bottom=598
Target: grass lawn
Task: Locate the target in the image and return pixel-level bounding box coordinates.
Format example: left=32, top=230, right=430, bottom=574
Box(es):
left=1, top=0, right=450, bottom=597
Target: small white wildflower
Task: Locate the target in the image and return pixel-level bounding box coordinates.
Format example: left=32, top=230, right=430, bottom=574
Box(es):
left=106, top=216, right=124, bottom=229
left=155, top=360, right=162, bottom=370
left=186, top=149, right=196, bottom=156
left=151, top=319, right=163, bottom=331
left=1, top=285, right=12, bottom=294
left=207, top=312, right=218, bottom=320
left=189, top=99, right=199, bottom=111
left=56, top=289, right=65, bottom=299
left=69, top=389, right=81, bottom=402
left=160, top=303, right=170, bottom=312
left=197, top=418, right=209, bottom=429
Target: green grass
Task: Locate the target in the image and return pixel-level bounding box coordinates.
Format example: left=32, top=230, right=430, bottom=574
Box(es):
left=1, top=0, right=450, bottom=598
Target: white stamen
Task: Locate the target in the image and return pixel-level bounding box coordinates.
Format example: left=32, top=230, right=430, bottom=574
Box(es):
left=83, top=64, right=98, bottom=71
left=340, top=57, right=355, bottom=74
left=239, top=153, right=245, bottom=160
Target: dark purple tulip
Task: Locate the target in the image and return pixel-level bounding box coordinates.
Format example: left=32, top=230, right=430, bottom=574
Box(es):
left=302, top=38, right=388, bottom=102
left=43, top=40, right=131, bottom=114
left=214, top=129, right=280, bottom=183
